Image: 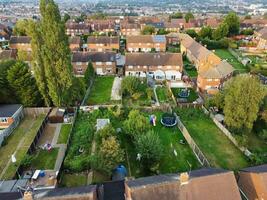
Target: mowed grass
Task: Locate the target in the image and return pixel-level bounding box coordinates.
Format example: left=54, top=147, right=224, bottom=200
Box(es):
left=176, top=108, right=249, bottom=170
left=171, top=88, right=199, bottom=103
left=60, top=173, right=88, bottom=188
left=57, top=124, right=72, bottom=144
left=31, top=148, right=59, bottom=170
left=156, top=86, right=172, bottom=103
left=87, top=76, right=114, bottom=105
left=0, top=114, right=46, bottom=179
left=214, top=49, right=248, bottom=72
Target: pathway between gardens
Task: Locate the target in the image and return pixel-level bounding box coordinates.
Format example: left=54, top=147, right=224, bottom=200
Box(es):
left=111, top=77, right=122, bottom=101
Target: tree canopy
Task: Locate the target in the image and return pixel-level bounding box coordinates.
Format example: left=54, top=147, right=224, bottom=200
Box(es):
left=185, top=12, right=194, bottom=23
left=170, top=12, right=183, bottom=19
left=212, top=23, right=229, bottom=40
left=223, top=75, right=266, bottom=132
left=223, top=12, right=240, bottom=36
left=141, top=25, right=156, bottom=35
left=7, top=61, right=42, bottom=106
left=199, top=26, right=213, bottom=39
left=122, top=76, right=142, bottom=96
left=13, top=19, right=35, bottom=36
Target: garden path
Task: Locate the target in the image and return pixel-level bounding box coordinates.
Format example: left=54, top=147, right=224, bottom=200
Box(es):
left=111, top=77, right=122, bottom=100
left=153, top=85, right=160, bottom=106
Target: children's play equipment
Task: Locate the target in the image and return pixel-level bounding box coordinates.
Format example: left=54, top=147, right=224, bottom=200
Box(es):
left=161, top=113, right=178, bottom=127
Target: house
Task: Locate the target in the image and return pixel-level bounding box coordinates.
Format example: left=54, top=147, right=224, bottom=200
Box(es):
left=69, top=36, right=82, bottom=51
left=238, top=164, right=267, bottom=200
left=205, top=18, right=220, bottom=29
left=0, top=104, right=23, bottom=129
left=9, top=36, right=31, bottom=52
left=197, top=61, right=234, bottom=94
left=66, top=21, right=91, bottom=36
left=256, top=27, right=267, bottom=50
left=241, top=19, right=267, bottom=29
left=179, top=33, right=234, bottom=94
left=125, top=168, right=242, bottom=200
left=0, top=49, right=17, bottom=60
left=90, top=20, right=115, bottom=34
left=72, top=51, right=117, bottom=75
left=163, top=22, right=180, bottom=32
left=120, top=23, right=141, bottom=36
left=87, top=36, right=119, bottom=52
left=126, top=35, right=166, bottom=52
left=125, top=52, right=183, bottom=81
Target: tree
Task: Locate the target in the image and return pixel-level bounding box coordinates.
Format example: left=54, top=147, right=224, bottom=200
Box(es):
left=170, top=12, right=183, bottom=19
left=135, top=130, right=163, bottom=172
left=157, top=28, right=170, bottom=35
left=212, top=23, right=229, bottom=40
left=199, top=26, right=212, bottom=39
left=223, top=12, right=240, bottom=36
left=223, top=75, right=266, bottom=132
left=7, top=61, right=42, bottom=106
left=240, top=28, right=254, bottom=35
left=123, top=109, right=150, bottom=138
left=32, top=0, right=74, bottom=106
left=185, top=29, right=198, bottom=39
left=122, top=76, right=141, bottom=96
left=142, top=25, right=155, bottom=35
left=185, top=12, right=194, bottom=23
left=17, top=50, right=29, bottom=61
left=98, top=136, right=124, bottom=174
left=69, top=77, right=86, bottom=105
left=0, top=60, right=17, bottom=103
left=244, top=15, right=251, bottom=19
left=96, top=124, right=116, bottom=143
left=84, top=61, right=95, bottom=85
left=63, top=13, right=70, bottom=23
left=13, top=19, right=35, bottom=36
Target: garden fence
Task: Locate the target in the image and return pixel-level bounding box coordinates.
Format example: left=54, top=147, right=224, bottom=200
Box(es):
left=202, top=106, right=251, bottom=157
left=228, top=48, right=245, bottom=66
left=176, top=115, right=211, bottom=167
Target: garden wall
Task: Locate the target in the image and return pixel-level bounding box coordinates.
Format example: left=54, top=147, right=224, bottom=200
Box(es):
left=202, top=106, right=251, bottom=157
left=24, top=107, right=51, bottom=116
left=176, top=114, right=210, bottom=167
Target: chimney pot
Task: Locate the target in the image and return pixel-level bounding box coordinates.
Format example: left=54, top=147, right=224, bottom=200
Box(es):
left=180, top=172, right=189, bottom=185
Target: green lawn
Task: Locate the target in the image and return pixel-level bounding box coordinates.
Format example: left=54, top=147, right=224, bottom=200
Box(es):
left=31, top=148, right=59, bottom=170
left=183, top=57, right=198, bottom=77
left=176, top=108, right=249, bottom=170
left=87, top=76, right=114, bottom=105
left=0, top=114, right=46, bottom=180
left=57, top=124, right=72, bottom=144
left=214, top=49, right=248, bottom=72
left=60, top=173, right=88, bottom=187
left=156, top=86, right=172, bottom=103
left=171, top=88, right=199, bottom=103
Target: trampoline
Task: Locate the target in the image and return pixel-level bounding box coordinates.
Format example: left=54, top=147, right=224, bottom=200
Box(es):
left=161, top=113, right=177, bottom=127
left=178, top=89, right=190, bottom=98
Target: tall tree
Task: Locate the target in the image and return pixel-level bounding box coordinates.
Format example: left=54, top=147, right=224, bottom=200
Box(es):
left=185, top=12, right=194, bottom=23
left=199, top=26, right=212, bottom=39
left=170, top=12, right=183, bottom=19
left=63, top=13, right=70, bottom=23
left=13, top=19, right=35, bottom=36
left=0, top=60, right=17, bottom=103
left=223, top=75, right=266, bottom=132
left=212, top=23, right=229, bottom=40
left=7, top=61, right=42, bottom=106
left=223, top=12, right=240, bottom=36
left=141, top=25, right=155, bottom=35
left=84, top=61, right=95, bottom=85
left=36, top=0, right=73, bottom=106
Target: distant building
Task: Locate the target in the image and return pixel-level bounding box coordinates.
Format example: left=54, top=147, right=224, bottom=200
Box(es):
left=69, top=36, right=82, bottom=51
left=120, top=23, right=141, bottom=36
left=0, top=49, right=17, bottom=60
left=125, top=52, right=183, bottom=81
left=72, top=51, right=117, bottom=76
left=9, top=36, right=31, bottom=52
left=126, top=35, right=166, bottom=52
left=256, top=27, right=267, bottom=50
left=87, top=36, right=119, bottom=52
left=66, top=21, right=91, bottom=36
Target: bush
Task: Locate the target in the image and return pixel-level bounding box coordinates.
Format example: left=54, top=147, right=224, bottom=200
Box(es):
left=20, top=154, right=34, bottom=168
left=259, top=129, right=267, bottom=141
left=122, top=76, right=142, bottom=96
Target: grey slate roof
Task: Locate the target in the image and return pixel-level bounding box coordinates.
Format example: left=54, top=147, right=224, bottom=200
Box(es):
left=72, top=52, right=116, bottom=63
left=87, top=36, right=119, bottom=44
left=0, top=49, right=17, bottom=60
left=199, top=61, right=234, bottom=79
left=10, top=36, right=31, bottom=44
left=241, top=164, right=267, bottom=173
left=0, top=104, right=22, bottom=118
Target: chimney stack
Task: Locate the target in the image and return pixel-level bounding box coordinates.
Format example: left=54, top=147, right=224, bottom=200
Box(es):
left=180, top=172, right=189, bottom=185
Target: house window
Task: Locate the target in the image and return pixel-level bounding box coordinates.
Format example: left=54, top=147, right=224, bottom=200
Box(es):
left=128, top=66, right=133, bottom=69
left=158, top=66, right=162, bottom=69
left=76, top=62, right=82, bottom=65
left=0, top=118, right=8, bottom=123
left=167, top=66, right=172, bottom=69
left=106, top=62, right=112, bottom=65
left=77, top=68, right=83, bottom=73
left=207, top=79, right=213, bottom=82
left=96, top=62, right=102, bottom=65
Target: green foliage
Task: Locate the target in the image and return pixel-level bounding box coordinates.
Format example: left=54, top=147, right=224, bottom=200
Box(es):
left=157, top=28, right=170, bottom=35
left=200, top=38, right=229, bottom=49
left=223, top=75, right=266, bottom=132
left=146, top=88, right=154, bottom=100
left=31, top=0, right=74, bottom=106
left=135, top=130, right=163, bottom=172
left=75, top=13, right=87, bottom=22
left=69, top=77, right=86, bottom=105
left=63, top=13, right=70, bottom=23
left=96, top=124, right=116, bottom=144
left=20, top=154, right=34, bottom=168
left=89, top=12, right=107, bottom=20
left=13, top=19, right=35, bottom=36
left=170, top=12, right=183, bottom=19
left=142, top=25, right=155, bottom=35
left=0, top=60, right=17, bottom=104
left=240, top=28, right=254, bottom=35
left=97, top=136, right=124, bottom=175
left=259, top=129, right=267, bottom=141
left=223, top=12, right=240, bottom=36
left=212, top=23, right=229, bottom=40
left=122, top=76, right=142, bottom=96
left=209, top=90, right=225, bottom=110
left=123, top=110, right=150, bottom=138
left=185, top=12, right=194, bottom=23
left=244, top=15, right=251, bottom=19
left=84, top=61, right=95, bottom=85
left=199, top=26, right=212, bottom=39
left=7, top=61, right=42, bottom=106
left=185, top=29, right=198, bottom=39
